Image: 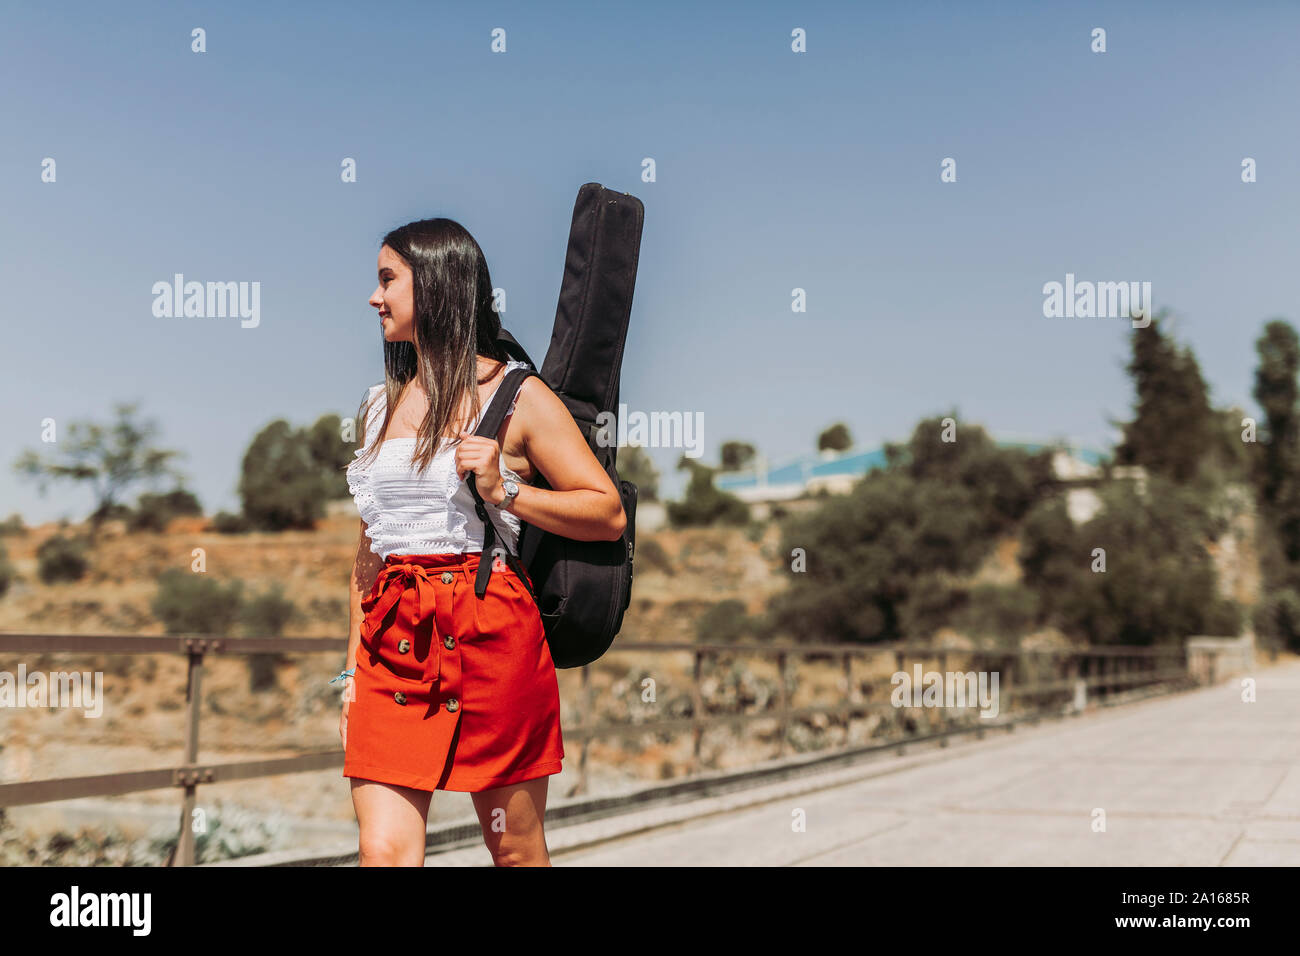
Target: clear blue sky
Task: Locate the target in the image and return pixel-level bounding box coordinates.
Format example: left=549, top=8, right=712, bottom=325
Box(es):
left=3, top=0, right=1298, bottom=523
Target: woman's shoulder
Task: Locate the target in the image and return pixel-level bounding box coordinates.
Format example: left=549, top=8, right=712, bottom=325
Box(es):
left=502, top=361, right=547, bottom=407
left=503, top=366, right=576, bottom=441
left=357, top=383, right=387, bottom=442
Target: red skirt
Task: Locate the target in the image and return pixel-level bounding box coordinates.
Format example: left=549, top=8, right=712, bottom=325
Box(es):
left=343, top=551, right=564, bottom=792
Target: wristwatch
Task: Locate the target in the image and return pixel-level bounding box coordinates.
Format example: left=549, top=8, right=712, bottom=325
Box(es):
left=500, top=477, right=520, bottom=511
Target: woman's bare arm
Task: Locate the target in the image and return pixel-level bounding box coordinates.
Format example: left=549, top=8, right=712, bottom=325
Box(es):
left=346, top=518, right=384, bottom=671
left=456, top=377, right=626, bottom=542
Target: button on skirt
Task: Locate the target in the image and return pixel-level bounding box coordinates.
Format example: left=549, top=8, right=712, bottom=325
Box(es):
left=343, top=551, right=564, bottom=792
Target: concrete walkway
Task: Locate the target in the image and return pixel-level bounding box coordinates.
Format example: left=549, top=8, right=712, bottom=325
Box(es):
left=430, top=661, right=1300, bottom=866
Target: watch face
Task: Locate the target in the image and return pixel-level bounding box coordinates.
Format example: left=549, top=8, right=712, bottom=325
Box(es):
left=504, top=479, right=519, bottom=496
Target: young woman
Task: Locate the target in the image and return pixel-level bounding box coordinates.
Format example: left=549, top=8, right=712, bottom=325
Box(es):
left=339, top=218, right=626, bottom=867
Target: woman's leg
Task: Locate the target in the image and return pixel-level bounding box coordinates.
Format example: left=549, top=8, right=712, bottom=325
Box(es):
left=351, top=778, right=432, bottom=866
left=470, top=777, right=552, bottom=866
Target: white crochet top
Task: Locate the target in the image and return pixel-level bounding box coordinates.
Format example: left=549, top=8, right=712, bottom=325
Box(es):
left=347, top=361, right=528, bottom=559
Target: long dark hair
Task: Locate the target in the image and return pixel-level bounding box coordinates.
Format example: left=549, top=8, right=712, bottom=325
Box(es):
left=354, top=218, right=511, bottom=474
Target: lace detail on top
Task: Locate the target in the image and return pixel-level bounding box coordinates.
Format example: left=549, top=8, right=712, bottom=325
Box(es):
left=346, top=360, right=529, bottom=559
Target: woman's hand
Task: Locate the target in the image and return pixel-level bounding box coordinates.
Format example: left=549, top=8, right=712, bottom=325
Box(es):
left=455, top=430, right=505, bottom=505
left=339, top=680, right=353, bottom=749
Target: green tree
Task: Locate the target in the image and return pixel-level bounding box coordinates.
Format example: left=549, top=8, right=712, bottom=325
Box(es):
left=1252, top=320, right=1300, bottom=505
left=238, top=416, right=345, bottom=531
left=768, top=415, right=1053, bottom=644
left=952, top=583, right=1041, bottom=643
left=1018, top=497, right=1081, bottom=624
left=1253, top=588, right=1300, bottom=653
left=887, top=414, right=1055, bottom=537
left=770, top=470, right=985, bottom=642
left=719, top=441, right=757, bottom=472
left=1023, top=478, right=1239, bottom=645
left=618, top=444, right=660, bottom=502
left=1113, top=312, right=1220, bottom=484
left=665, top=457, right=749, bottom=528
left=304, top=414, right=355, bottom=500
left=818, top=423, right=852, bottom=452
left=1250, top=320, right=1300, bottom=570
left=13, top=403, right=182, bottom=542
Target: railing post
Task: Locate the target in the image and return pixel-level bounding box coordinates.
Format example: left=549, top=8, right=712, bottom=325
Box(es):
left=776, top=651, right=789, bottom=758
left=938, top=650, right=950, bottom=740
left=1002, top=653, right=1013, bottom=717
left=576, top=664, right=590, bottom=795
left=174, top=640, right=206, bottom=867
left=690, top=650, right=704, bottom=774
left=841, top=652, right=853, bottom=745
left=893, top=648, right=906, bottom=736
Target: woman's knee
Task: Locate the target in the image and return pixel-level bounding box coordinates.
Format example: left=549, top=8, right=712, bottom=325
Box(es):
left=359, top=827, right=424, bottom=866
left=482, top=822, right=550, bottom=866
left=351, top=778, right=431, bottom=866
left=487, top=835, right=550, bottom=867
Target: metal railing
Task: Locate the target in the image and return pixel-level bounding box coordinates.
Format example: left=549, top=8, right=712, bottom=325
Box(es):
left=0, top=632, right=1200, bottom=864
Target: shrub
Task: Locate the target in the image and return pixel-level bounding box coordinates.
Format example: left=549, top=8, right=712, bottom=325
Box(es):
left=634, top=537, right=672, bottom=575
left=769, top=469, right=991, bottom=643
left=1042, top=478, right=1238, bottom=646
left=36, top=535, right=90, bottom=583
left=954, top=583, right=1041, bottom=642
left=150, top=569, right=245, bottom=636
left=242, top=584, right=298, bottom=691
left=1253, top=588, right=1300, bottom=653
left=1201, top=598, right=1242, bottom=638
left=618, top=445, right=660, bottom=501
left=695, top=599, right=756, bottom=644
left=0, top=514, right=26, bottom=537
left=0, top=542, right=15, bottom=597
left=766, top=418, right=1054, bottom=645
left=150, top=801, right=279, bottom=864
left=87, top=502, right=133, bottom=525
left=1017, top=497, right=1081, bottom=625
left=210, top=511, right=252, bottom=534
left=666, top=460, right=749, bottom=528
left=897, top=571, right=966, bottom=640
left=129, top=488, right=203, bottom=532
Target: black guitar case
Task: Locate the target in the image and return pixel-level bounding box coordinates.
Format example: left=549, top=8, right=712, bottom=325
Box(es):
left=481, top=182, right=644, bottom=666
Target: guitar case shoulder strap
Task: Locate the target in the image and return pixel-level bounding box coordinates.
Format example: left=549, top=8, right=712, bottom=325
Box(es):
left=465, top=364, right=539, bottom=602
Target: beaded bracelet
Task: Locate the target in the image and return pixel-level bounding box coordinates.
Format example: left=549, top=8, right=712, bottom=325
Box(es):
left=330, top=668, right=355, bottom=685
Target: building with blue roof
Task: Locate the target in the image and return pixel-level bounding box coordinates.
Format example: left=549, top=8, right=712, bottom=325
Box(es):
left=714, top=439, right=1110, bottom=507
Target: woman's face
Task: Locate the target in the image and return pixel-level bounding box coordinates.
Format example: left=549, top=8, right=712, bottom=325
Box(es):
left=369, top=245, right=414, bottom=343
